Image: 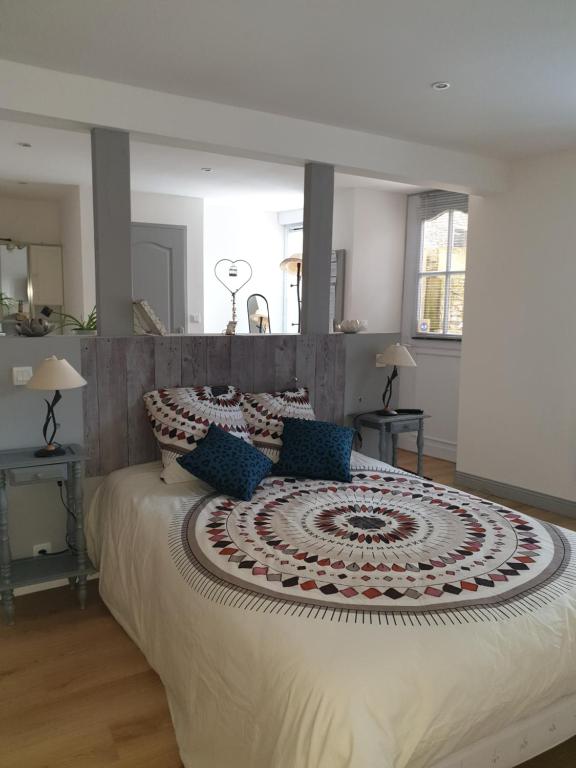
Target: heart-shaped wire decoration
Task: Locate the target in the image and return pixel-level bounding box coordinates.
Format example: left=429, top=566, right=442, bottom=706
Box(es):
left=214, top=259, right=253, bottom=297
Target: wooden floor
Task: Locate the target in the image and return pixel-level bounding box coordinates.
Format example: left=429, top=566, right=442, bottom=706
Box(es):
left=0, top=451, right=574, bottom=768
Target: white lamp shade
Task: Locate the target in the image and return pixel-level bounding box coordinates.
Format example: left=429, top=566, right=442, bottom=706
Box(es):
left=280, top=254, right=303, bottom=274
left=27, top=356, right=87, bottom=391
left=375, top=343, right=417, bottom=368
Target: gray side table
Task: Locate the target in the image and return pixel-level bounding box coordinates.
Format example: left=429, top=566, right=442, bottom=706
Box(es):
left=352, top=411, right=430, bottom=475
left=0, top=444, right=95, bottom=625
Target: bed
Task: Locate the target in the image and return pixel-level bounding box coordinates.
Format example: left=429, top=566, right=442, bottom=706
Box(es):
left=86, top=450, right=576, bottom=768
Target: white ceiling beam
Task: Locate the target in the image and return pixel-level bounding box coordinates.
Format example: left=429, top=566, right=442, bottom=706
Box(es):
left=0, top=59, right=509, bottom=195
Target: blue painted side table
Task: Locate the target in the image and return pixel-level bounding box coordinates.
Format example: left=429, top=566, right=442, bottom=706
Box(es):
left=0, top=444, right=95, bottom=625
left=352, top=411, right=430, bottom=475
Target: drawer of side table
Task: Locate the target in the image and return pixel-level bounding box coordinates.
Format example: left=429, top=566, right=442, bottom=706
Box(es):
left=8, top=464, right=68, bottom=486
left=388, top=419, right=420, bottom=434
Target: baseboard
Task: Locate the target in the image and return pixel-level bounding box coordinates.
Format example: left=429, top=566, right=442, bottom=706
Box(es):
left=398, top=434, right=457, bottom=462
left=454, top=471, right=576, bottom=519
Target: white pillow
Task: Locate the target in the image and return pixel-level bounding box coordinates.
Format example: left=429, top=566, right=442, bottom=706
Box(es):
left=143, top=385, right=251, bottom=470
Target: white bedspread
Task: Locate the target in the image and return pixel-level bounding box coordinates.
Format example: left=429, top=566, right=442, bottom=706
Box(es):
left=86, top=454, right=576, bottom=768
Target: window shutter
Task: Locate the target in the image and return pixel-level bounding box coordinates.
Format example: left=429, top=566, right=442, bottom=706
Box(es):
left=417, top=190, right=468, bottom=221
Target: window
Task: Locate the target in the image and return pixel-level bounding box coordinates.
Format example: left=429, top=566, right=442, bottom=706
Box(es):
left=415, top=192, right=468, bottom=338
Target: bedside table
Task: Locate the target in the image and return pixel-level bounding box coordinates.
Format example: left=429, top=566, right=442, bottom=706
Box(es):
left=352, top=411, right=430, bottom=475
left=0, top=444, right=95, bottom=625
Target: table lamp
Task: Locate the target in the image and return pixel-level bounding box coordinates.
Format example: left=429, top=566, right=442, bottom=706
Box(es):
left=375, top=343, right=417, bottom=414
left=27, top=356, right=87, bottom=457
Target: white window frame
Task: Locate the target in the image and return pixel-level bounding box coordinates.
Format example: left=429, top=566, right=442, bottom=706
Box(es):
left=401, top=192, right=468, bottom=345
left=415, top=207, right=466, bottom=339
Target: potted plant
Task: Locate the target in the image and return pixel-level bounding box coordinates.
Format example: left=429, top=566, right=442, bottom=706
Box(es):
left=0, top=291, right=14, bottom=316
left=0, top=292, right=14, bottom=333
left=56, top=306, right=98, bottom=335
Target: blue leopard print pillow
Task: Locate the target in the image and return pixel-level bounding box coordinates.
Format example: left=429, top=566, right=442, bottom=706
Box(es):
left=273, top=418, right=354, bottom=482
left=177, top=424, right=273, bottom=501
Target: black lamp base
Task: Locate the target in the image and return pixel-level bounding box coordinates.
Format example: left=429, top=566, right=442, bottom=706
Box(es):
left=36, top=389, right=65, bottom=458
left=35, top=444, right=66, bottom=458
left=382, top=366, right=399, bottom=413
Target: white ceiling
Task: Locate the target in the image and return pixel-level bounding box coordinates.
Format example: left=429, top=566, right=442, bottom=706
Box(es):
left=0, top=119, right=421, bottom=209
left=0, top=0, right=575, bottom=159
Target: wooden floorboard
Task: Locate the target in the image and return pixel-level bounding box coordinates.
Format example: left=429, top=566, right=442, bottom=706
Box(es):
left=0, top=450, right=573, bottom=767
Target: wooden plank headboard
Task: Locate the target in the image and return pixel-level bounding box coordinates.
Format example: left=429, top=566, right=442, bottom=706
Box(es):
left=80, top=334, right=345, bottom=477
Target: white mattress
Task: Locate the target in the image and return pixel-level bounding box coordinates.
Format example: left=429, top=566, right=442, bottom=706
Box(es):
left=86, top=455, right=576, bottom=768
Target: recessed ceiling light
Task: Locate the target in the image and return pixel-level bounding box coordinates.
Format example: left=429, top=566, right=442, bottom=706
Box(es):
left=201, top=167, right=214, bottom=173
left=17, top=141, right=32, bottom=148
left=431, top=81, right=450, bottom=91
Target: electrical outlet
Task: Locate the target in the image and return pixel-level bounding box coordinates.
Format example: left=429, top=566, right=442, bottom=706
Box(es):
left=12, top=366, right=33, bottom=386
left=33, top=542, right=52, bottom=557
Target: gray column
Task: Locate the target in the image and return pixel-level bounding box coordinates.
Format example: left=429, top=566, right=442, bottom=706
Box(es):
left=301, top=162, right=335, bottom=334
left=0, top=470, right=14, bottom=625
left=91, top=128, right=133, bottom=336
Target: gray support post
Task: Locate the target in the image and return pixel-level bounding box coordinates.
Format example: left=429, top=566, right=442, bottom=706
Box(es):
left=301, top=162, right=335, bottom=334
left=0, top=470, right=14, bottom=625
left=72, top=461, right=87, bottom=609
left=91, top=127, right=133, bottom=336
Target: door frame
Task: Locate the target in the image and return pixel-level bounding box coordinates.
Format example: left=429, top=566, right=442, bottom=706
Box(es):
left=131, top=222, right=187, bottom=333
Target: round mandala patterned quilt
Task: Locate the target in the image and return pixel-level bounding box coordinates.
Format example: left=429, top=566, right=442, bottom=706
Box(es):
left=172, top=467, right=575, bottom=625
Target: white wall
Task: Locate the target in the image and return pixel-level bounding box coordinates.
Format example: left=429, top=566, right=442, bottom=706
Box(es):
left=397, top=347, right=461, bottom=461
left=332, top=189, right=354, bottom=256
left=60, top=186, right=84, bottom=319
left=203, top=202, right=284, bottom=334
left=398, top=194, right=461, bottom=461
left=78, top=185, right=96, bottom=315
left=131, top=190, right=204, bottom=331
left=0, top=195, right=60, bottom=243
left=332, top=188, right=406, bottom=333
left=458, top=150, right=576, bottom=502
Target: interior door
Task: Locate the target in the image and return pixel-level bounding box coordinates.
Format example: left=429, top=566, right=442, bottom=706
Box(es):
left=131, top=223, right=187, bottom=333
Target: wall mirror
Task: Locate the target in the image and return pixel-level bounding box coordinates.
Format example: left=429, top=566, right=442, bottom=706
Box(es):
left=0, top=243, right=28, bottom=305
left=247, top=293, right=271, bottom=333
left=0, top=241, right=64, bottom=335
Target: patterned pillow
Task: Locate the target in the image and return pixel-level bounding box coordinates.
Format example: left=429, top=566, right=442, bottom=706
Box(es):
left=143, top=385, right=251, bottom=471
left=177, top=424, right=273, bottom=501
left=241, top=387, right=316, bottom=462
left=273, top=418, right=355, bottom=482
